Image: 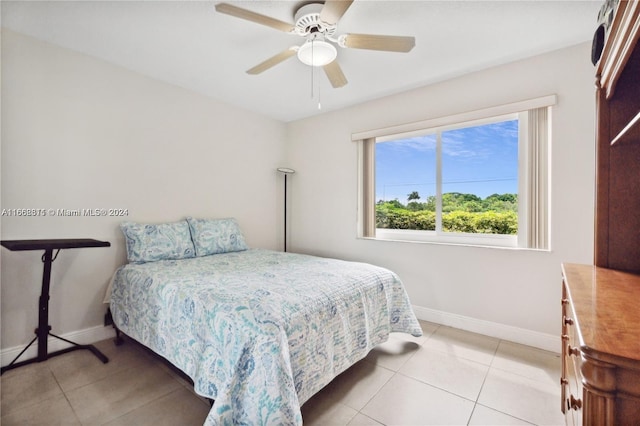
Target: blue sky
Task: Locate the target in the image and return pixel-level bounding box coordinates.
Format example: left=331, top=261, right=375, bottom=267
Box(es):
left=376, top=119, right=518, bottom=202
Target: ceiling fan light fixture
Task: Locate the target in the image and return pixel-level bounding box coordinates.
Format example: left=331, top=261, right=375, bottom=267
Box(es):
left=297, top=40, right=337, bottom=67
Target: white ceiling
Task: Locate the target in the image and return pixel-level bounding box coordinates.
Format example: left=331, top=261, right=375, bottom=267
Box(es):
left=1, top=0, right=602, bottom=122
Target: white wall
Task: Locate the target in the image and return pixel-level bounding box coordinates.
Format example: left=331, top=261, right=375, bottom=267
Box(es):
left=1, top=30, right=287, bottom=351
left=1, top=29, right=596, bottom=356
left=286, top=42, right=596, bottom=350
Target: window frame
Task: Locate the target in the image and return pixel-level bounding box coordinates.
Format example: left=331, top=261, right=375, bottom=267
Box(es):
left=355, top=95, right=555, bottom=249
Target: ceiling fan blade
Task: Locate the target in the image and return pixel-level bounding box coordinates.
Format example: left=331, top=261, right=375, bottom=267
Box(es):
left=342, top=34, right=415, bottom=52
left=320, top=0, right=354, bottom=25
left=323, top=60, right=348, bottom=88
left=215, top=3, right=295, bottom=33
left=246, top=48, right=298, bottom=75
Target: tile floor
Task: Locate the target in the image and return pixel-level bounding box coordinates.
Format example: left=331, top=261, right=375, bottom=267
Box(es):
left=1, top=321, right=564, bottom=425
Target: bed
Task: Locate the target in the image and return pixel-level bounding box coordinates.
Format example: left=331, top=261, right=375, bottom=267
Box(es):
left=108, top=218, right=422, bottom=425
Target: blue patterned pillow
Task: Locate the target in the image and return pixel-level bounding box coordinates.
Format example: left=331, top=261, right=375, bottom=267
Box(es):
left=120, top=220, right=196, bottom=263
left=186, top=217, right=248, bottom=257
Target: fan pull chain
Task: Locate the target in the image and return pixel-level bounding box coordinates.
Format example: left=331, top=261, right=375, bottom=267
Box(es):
left=317, top=75, right=322, bottom=110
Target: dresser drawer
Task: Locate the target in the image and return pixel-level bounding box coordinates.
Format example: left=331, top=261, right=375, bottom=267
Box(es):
left=561, top=283, right=583, bottom=424
left=566, top=324, right=583, bottom=423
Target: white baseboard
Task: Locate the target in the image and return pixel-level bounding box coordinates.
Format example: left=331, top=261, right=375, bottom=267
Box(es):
left=412, top=305, right=560, bottom=353
left=1, top=325, right=116, bottom=367
left=1, top=308, right=559, bottom=367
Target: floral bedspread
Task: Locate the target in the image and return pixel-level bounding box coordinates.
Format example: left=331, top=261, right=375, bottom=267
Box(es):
left=109, top=249, right=422, bottom=425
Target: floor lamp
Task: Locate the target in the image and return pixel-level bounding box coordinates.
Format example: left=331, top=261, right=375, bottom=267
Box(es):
left=277, top=167, right=295, bottom=252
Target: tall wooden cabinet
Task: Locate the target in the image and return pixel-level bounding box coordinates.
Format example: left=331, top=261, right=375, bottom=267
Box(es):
left=594, top=0, right=640, bottom=271
left=561, top=1, right=640, bottom=424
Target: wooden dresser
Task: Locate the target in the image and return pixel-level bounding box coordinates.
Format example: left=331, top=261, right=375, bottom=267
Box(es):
left=561, top=264, right=640, bottom=424
left=560, top=1, right=640, bottom=424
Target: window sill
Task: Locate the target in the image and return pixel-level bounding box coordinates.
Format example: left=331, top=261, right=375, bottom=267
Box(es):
left=362, top=229, right=549, bottom=251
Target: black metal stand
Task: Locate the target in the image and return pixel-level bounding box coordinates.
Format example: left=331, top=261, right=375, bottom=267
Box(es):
left=284, top=173, right=289, bottom=252
left=277, top=167, right=295, bottom=253
left=1, top=239, right=111, bottom=375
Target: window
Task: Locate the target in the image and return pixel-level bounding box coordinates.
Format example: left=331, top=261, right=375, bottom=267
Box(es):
left=356, top=96, right=554, bottom=249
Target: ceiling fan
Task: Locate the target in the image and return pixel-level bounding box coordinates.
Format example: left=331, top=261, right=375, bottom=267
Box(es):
left=215, top=1, right=416, bottom=88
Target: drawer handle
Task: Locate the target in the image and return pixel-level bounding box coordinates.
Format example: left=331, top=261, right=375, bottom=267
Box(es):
left=560, top=378, right=568, bottom=385
left=563, top=316, right=574, bottom=326
left=562, top=298, right=569, bottom=305
left=568, top=395, right=582, bottom=410
left=567, top=345, right=580, bottom=357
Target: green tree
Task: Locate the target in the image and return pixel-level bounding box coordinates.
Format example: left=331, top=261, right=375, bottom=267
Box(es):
left=407, top=202, right=428, bottom=212
left=423, top=195, right=436, bottom=212
left=375, top=192, right=519, bottom=235
left=463, top=201, right=483, bottom=212
left=384, top=199, right=404, bottom=209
